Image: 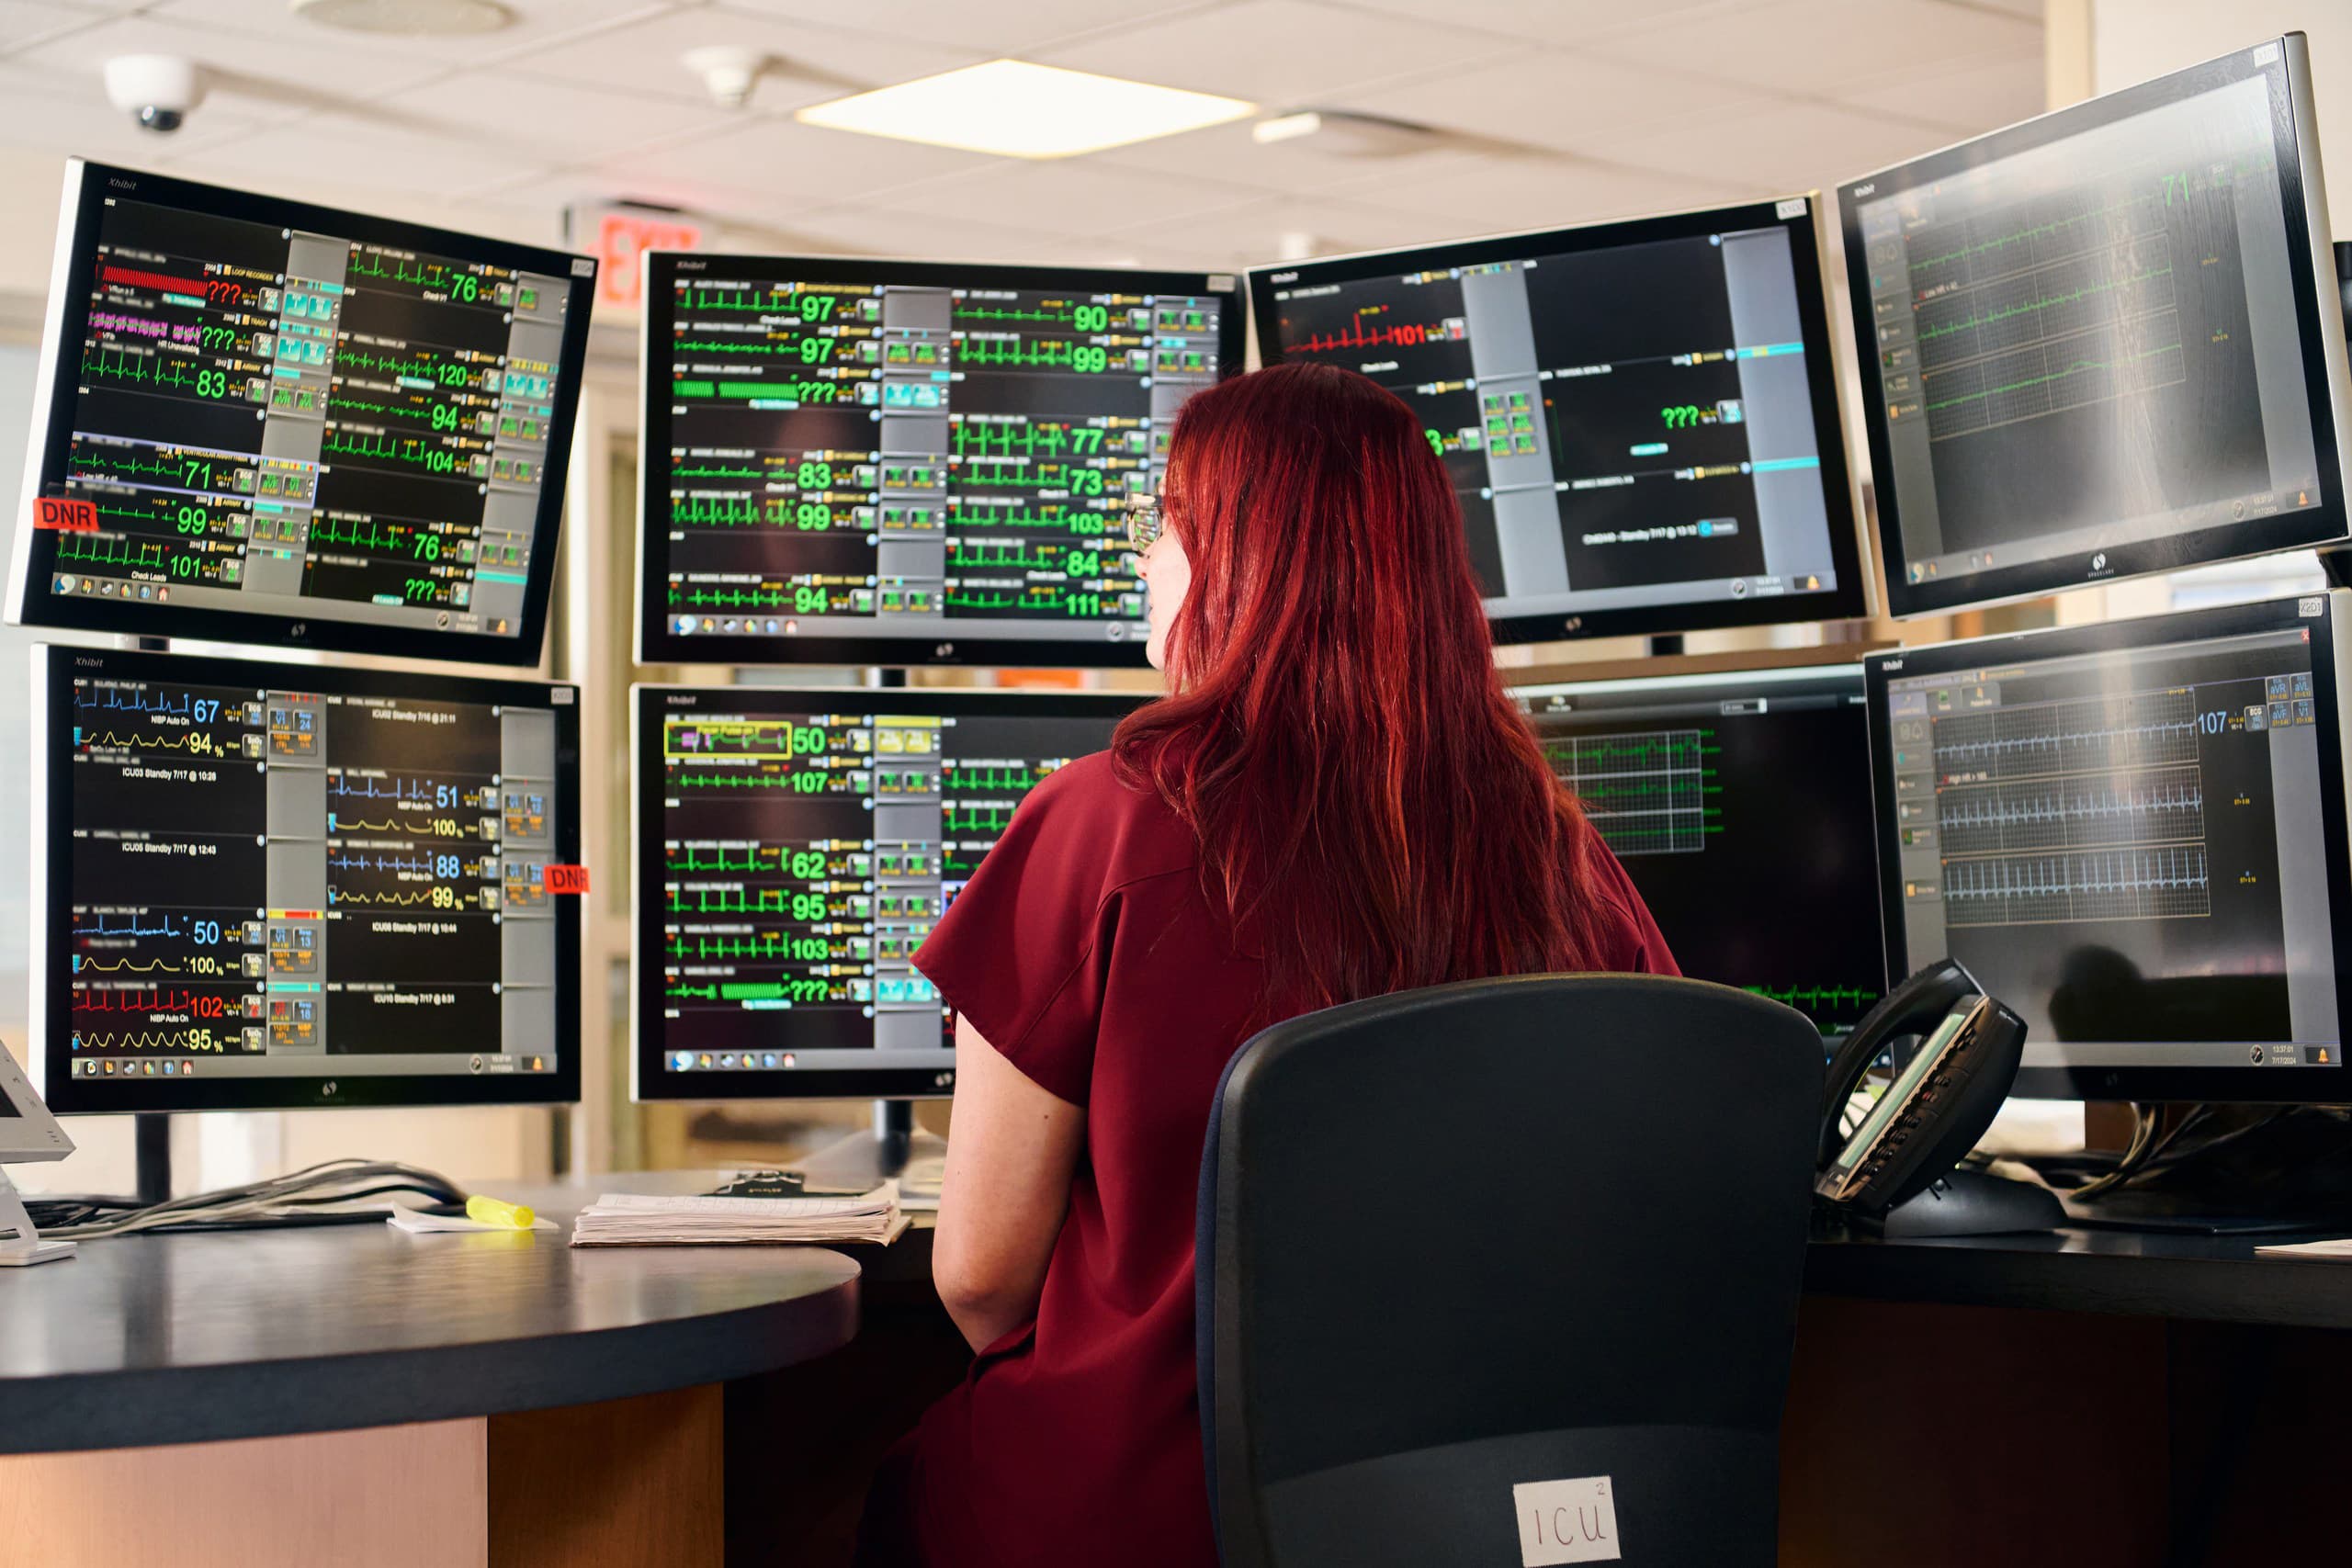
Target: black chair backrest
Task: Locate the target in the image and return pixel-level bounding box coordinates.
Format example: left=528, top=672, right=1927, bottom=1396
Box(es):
left=1197, top=974, right=1821, bottom=1568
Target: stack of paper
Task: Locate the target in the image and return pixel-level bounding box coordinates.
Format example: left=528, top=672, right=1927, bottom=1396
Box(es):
left=570, top=1180, right=906, bottom=1247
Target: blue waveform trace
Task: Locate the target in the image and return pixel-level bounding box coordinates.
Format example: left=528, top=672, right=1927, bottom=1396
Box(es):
left=80, top=913, right=187, bottom=938
left=327, top=774, right=470, bottom=802
left=75, top=687, right=196, bottom=716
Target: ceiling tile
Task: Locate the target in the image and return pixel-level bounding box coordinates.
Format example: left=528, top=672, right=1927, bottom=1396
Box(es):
left=1575, top=97, right=1951, bottom=192
left=384, top=72, right=732, bottom=165
left=1039, top=0, right=1510, bottom=108
left=171, top=113, right=557, bottom=201
left=779, top=200, right=1088, bottom=263
left=860, top=157, right=1261, bottom=233
left=1341, top=50, right=1766, bottom=155
left=712, top=0, right=1214, bottom=54
left=1326, top=152, right=1751, bottom=231
left=1329, top=0, right=1749, bottom=49
left=1589, top=0, right=2039, bottom=96
left=141, top=0, right=666, bottom=62
left=1834, top=53, right=2045, bottom=134
left=0, top=2, right=108, bottom=55
left=15, top=12, right=449, bottom=116
left=1086, top=117, right=1467, bottom=196
left=515, top=6, right=982, bottom=112
left=1109, top=191, right=1470, bottom=270
left=0, top=57, right=274, bottom=162
left=596, top=115, right=1002, bottom=204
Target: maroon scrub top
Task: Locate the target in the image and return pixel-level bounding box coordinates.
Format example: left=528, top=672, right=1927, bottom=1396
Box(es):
left=905, top=750, right=1677, bottom=1568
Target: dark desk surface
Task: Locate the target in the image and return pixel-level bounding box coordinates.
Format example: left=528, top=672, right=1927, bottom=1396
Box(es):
left=0, top=1185, right=861, bottom=1456
left=1806, top=1225, right=2352, bottom=1331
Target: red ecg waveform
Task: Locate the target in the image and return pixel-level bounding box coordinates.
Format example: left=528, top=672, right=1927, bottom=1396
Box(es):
left=1289, top=314, right=1455, bottom=356
left=101, top=265, right=208, bottom=296
left=74, top=988, right=234, bottom=1017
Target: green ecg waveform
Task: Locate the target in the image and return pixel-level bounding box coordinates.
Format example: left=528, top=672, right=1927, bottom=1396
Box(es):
left=1917, top=265, right=2174, bottom=344
left=1924, top=343, right=2182, bottom=415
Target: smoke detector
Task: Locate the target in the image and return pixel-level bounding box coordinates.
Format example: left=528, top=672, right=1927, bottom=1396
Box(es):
left=293, top=0, right=514, bottom=36
left=682, top=46, right=765, bottom=109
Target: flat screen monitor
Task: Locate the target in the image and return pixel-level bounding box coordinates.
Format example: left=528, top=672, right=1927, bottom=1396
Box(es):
left=32, top=645, right=582, bottom=1112
left=0, top=1044, right=73, bottom=1164
left=634, top=686, right=1146, bottom=1100
left=8, top=161, right=595, bottom=665
left=1510, top=661, right=1884, bottom=1036
left=1840, top=34, right=2352, bottom=617
left=637, top=254, right=1245, bottom=667
left=1867, top=592, right=2352, bottom=1101
left=1249, top=197, right=1866, bottom=644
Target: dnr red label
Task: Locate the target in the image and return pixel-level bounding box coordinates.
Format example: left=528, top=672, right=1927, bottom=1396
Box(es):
left=32, top=497, right=98, bottom=533
left=542, top=864, right=591, bottom=896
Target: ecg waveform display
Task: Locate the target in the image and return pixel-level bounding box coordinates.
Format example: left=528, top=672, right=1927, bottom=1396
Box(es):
left=650, top=700, right=1130, bottom=1076
left=27, top=176, right=582, bottom=648
left=1541, top=729, right=1716, bottom=857
left=1852, top=59, right=2329, bottom=605
left=1518, top=669, right=1883, bottom=1037
left=1883, top=614, right=2342, bottom=1063
left=55, top=659, right=564, bottom=1089
left=651, top=265, right=1229, bottom=655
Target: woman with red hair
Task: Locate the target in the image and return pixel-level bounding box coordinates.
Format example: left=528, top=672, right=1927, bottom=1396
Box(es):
left=859, top=361, right=1675, bottom=1567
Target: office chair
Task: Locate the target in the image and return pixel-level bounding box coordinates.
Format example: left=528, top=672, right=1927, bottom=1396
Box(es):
left=1196, top=974, right=1820, bottom=1567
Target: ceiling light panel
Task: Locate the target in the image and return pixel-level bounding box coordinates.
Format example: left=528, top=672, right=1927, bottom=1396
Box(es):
left=796, top=60, right=1254, bottom=158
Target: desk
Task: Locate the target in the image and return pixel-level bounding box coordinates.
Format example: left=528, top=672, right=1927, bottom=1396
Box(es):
left=0, top=1192, right=859, bottom=1568
left=1789, top=1226, right=2352, bottom=1568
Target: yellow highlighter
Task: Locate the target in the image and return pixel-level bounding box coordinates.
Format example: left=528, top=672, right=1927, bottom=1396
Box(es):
left=466, top=1194, right=536, bottom=1230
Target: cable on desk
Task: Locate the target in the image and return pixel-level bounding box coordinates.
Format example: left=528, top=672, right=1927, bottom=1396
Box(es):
left=31, top=1158, right=464, bottom=1241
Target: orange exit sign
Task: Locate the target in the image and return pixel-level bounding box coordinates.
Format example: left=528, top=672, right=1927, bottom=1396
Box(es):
left=594, top=211, right=704, bottom=310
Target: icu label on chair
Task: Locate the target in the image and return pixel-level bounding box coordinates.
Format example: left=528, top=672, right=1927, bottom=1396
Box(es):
left=1512, top=1474, right=1621, bottom=1564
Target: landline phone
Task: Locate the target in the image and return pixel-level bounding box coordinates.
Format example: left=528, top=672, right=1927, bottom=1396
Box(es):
left=1814, top=958, right=2063, bottom=1236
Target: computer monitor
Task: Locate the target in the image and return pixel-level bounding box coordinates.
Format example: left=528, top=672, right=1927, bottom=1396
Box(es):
left=634, top=685, right=1146, bottom=1100
left=637, top=254, right=1245, bottom=667
left=0, top=1044, right=72, bottom=1165
left=1248, top=197, right=1867, bottom=644
left=1509, top=661, right=1885, bottom=1036
left=1867, top=592, right=2352, bottom=1100
left=8, top=161, right=595, bottom=665
left=32, top=645, right=582, bottom=1112
left=1841, top=34, right=2352, bottom=617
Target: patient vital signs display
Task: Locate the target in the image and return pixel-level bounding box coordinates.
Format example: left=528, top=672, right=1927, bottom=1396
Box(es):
left=637, top=688, right=1140, bottom=1099
left=11, top=164, right=594, bottom=663
left=1843, top=36, right=2350, bottom=615
left=640, top=254, right=1243, bottom=667
left=1252, top=198, right=1864, bottom=644
left=36, top=647, right=582, bottom=1112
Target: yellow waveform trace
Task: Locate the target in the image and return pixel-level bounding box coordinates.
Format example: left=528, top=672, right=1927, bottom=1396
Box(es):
left=79, top=958, right=183, bottom=973
left=334, top=889, right=459, bottom=907
left=81, top=730, right=220, bottom=755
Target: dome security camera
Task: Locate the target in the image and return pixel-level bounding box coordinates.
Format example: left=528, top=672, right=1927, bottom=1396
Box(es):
left=104, top=55, right=207, bottom=135
left=681, top=46, right=763, bottom=109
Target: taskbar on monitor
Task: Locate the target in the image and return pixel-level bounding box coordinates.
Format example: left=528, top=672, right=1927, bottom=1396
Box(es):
left=661, top=610, right=1145, bottom=646
left=666, top=1046, right=955, bottom=1074
left=1897, top=485, right=2329, bottom=596
left=2024, top=1041, right=2343, bottom=1070
left=1488, top=570, right=1839, bottom=622
left=66, top=1051, right=559, bottom=1079
left=48, top=572, right=522, bottom=637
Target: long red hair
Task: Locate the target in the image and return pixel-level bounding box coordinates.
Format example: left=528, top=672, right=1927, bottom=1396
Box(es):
left=1113, top=361, right=1609, bottom=1015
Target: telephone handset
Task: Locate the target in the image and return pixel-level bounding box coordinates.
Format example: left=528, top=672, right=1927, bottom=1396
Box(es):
left=1815, top=958, right=2028, bottom=1221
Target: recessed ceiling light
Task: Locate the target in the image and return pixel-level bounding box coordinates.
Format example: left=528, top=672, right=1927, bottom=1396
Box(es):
left=293, top=0, right=513, bottom=36
left=796, top=60, right=1254, bottom=159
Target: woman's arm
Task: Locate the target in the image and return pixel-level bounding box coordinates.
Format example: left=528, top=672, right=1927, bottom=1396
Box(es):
left=933, top=1014, right=1088, bottom=1352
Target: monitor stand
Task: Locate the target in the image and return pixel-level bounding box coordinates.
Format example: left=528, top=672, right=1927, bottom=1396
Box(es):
left=796, top=1100, right=944, bottom=1194
left=1871, top=1169, right=2066, bottom=1237
left=0, top=1167, right=75, bottom=1266
left=135, top=1112, right=174, bottom=1206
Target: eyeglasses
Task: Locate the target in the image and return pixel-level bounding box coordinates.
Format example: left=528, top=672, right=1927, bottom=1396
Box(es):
left=1124, top=492, right=1167, bottom=552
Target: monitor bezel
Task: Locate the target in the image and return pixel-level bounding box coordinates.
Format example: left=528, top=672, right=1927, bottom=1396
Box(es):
left=1246, top=194, right=1871, bottom=644
left=1861, top=592, right=2352, bottom=1104
left=634, top=252, right=1248, bottom=669
left=7, top=159, right=596, bottom=667
left=32, top=644, right=585, bottom=1113
left=1838, top=33, right=2352, bottom=620
left=631, top=682, right=1152, bottom=1102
